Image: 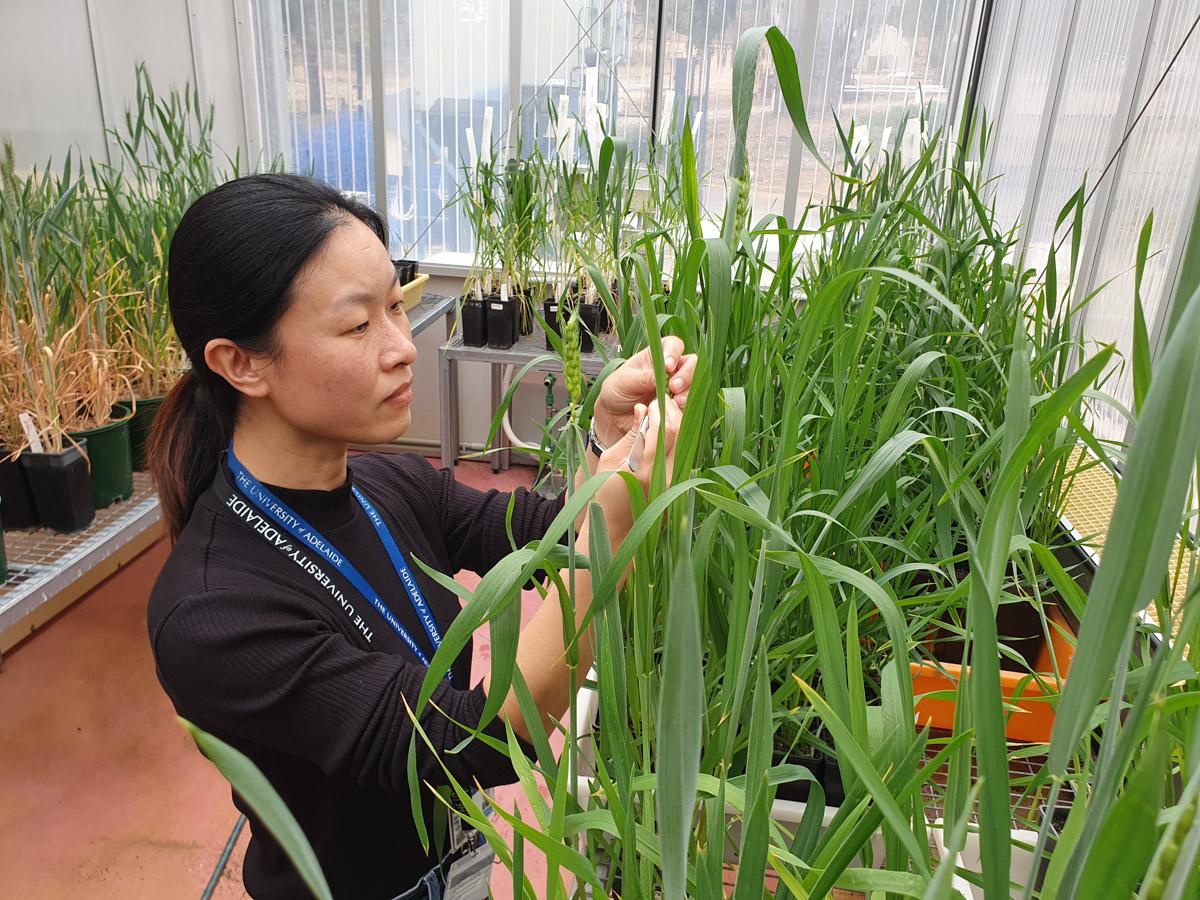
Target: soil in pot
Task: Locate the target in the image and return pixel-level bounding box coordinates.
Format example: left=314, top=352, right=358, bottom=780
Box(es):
left=21, top=442, right=95, bottom=533
left=69, top=412, right=134, bottom=509
left=462, top=295, right=488, bottom=347
left=486, top=292, right=518, bottom=350
left=115, top=396, right=165, bottom=471
left=0, top=447, right=39, bottom=528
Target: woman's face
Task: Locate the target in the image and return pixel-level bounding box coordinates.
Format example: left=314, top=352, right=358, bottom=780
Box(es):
left=256, top=216, right=418, bottom=446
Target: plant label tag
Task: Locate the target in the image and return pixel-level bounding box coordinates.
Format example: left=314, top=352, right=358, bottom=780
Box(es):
left=19, top=412, right=44, bottom=454
left=465, top=125, right=478, bottom=171
left=480, top=106, right=494, bottom=164
left=500, top=282, right=509, bottom=303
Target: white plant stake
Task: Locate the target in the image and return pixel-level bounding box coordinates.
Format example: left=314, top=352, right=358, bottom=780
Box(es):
left=465, top=126, right=479, bottom=171
left=480, top=107, right=494, bottom=165
left=19, top=412, right=45, bottom=454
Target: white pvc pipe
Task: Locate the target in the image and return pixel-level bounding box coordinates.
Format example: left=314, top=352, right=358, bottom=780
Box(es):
left=501, top=364, right=539, bottom=450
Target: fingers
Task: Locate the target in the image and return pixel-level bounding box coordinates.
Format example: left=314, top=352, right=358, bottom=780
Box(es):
left=668, top=353, right=697, bottom=409
left=637, top=395, right=682, bottom=475
left=598, top=403, right=648, bottom=469
left=661, top=336, right=686, bottom=373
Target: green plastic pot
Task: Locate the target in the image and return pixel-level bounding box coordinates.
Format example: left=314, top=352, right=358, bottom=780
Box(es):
left=115, top=396, right=164, bottom=471
left=69, top=414, right=134, bottom=509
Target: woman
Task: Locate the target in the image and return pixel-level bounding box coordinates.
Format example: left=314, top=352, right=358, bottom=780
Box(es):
left=145, top=173, right=691, bottom=899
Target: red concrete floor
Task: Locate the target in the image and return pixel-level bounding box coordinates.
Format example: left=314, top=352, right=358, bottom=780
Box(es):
left=0, top=457, right=553, bottom=899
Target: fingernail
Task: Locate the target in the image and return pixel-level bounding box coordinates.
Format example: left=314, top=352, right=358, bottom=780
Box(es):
left=671, top=377, right=682, bottom=390
left=665, top=356, right=676, bottom=370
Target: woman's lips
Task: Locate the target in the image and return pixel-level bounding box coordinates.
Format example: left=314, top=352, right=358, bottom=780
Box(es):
left=384, top=383, right=413, bottom=407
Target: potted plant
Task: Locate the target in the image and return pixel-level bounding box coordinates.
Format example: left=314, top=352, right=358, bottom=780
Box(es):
left=1, top=149, right=97, bottom=533
left=61, top=324, right=136, bottom=510
left=485, top=280, right=518, bottom=350
left=460, top=278, right=488, bottom=347
left=0, top=320, right=39, bottom=528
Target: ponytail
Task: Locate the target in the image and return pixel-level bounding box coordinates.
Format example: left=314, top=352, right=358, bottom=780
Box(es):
left=148, top=371, right=235, bottom=540
left=153, top=174, right=386, bottom=539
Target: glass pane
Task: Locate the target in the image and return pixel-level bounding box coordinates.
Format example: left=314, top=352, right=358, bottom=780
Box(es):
left=262, top=0, right=374, bottom=198
left=1023, top=0, right=1138, bottom=270
left=517, top=0, right=659, bottom=162
left=1083, top=0, right=1200, bottom=441
left=984, top=2, right=1064, bottom=229
left=382, top=0, right=510, bottom=258
left=791, top=0, right=973, bottom=211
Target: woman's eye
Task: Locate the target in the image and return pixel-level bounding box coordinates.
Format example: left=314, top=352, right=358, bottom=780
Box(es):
left=389, top=300, right=403, bottom=313
left=352, top=322, right=369, bottom=334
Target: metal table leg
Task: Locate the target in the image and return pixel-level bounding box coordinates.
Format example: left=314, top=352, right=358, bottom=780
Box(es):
left=490, top=362, right=511, bottom=472
left=440, top=352, right=458, bottom=469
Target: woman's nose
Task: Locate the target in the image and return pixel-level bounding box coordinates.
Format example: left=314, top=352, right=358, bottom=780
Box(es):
left=382, top=319, right=417, bottom=368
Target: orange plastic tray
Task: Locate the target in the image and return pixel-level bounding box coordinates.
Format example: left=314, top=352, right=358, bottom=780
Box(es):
left=909, top=606, right=1075, bottom=743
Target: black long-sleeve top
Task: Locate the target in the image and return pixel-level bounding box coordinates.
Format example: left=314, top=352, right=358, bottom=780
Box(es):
left=147, top=453, right=564, bottom=899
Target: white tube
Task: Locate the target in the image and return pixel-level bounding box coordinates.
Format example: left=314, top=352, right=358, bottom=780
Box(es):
left=501, top=364, right=539, bottom=450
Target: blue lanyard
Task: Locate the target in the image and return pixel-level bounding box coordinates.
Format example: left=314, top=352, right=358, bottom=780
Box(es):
left=224, top=444, right=447, bottom=680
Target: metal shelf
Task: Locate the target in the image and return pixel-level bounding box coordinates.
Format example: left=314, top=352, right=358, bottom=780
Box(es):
left=438, top=323, right=617, bottom=472
left=0, top=472, right=162, bottom=652
left=440, top=326, right=616, bottom=372
left=405, top=291, right=456, bottom=338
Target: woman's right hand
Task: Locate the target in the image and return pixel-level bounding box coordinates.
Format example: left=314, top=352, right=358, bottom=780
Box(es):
left=592, top=397, right=682, bottom=529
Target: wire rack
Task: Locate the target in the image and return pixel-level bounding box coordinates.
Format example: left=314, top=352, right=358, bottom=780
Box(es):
left=0, top=472, right=161, bottom=635
left=1061, top=447, right=1193, bottom=635
left=917, top=737, right=1075, bottom=831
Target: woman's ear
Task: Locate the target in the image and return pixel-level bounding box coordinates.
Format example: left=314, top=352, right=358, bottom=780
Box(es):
left=204, top=338, right=272, bottom=399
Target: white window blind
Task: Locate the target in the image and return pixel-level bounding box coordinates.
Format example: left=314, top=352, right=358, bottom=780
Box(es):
left=252, top=0, right=977, bottom=256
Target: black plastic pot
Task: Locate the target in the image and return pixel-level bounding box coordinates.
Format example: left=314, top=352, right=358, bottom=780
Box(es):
left=393, top=258, right=418, bottom=285
left=580, top=301, right=608, bottom=353
left=69, top=413, right=134, bottom=510
left=0, top=447, right=38, bottom=528
left=543, top=297, right=561, bottom=350
left=772, top=749, right=844, bottom=807
left=1, top=498, right=8, bottom=584
left=115, top=396, right=164, bottom=471
left=21, top=442, right=95, bottom=533
left=486, top=294, right=518, bottom=350
left=772, top=749, right=824, bottom=804
left=462, top=296, right=488, bottom=347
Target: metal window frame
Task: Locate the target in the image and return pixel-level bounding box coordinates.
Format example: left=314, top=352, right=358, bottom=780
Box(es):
left=367, top=0, right=389, bottom=225
left=945, top=0, right=990, bottom=161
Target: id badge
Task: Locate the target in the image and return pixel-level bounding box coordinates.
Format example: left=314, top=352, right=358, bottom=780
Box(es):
left=442, top=838, right=494, bottom=900
left=448, top=813, right=474, bottom=855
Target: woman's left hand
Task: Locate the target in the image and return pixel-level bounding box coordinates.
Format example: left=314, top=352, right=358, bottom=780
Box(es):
left=592, top=336, right=696, bottom=447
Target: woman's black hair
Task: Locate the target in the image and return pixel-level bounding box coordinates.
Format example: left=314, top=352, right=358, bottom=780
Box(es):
left=148, top=173, right=387, bottom=539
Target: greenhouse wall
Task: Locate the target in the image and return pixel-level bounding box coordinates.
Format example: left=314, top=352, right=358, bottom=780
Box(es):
left=0, top=0, right=257, bottom=171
